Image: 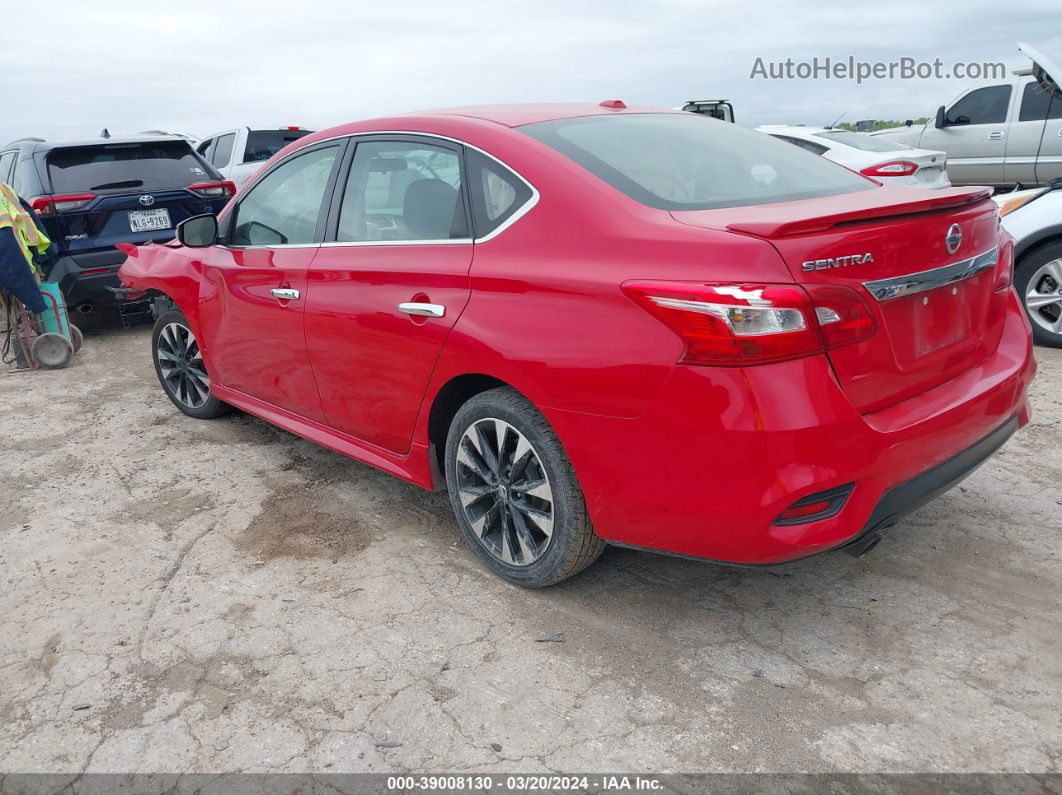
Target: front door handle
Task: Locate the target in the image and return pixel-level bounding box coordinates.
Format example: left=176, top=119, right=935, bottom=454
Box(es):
left=398, top=302, right=445, bottom=318
left=988, top=131, right=1005, bottom=140
left=1057, top=128, right=1062, bottom=137
left=271, top=288, right=300, bottom=301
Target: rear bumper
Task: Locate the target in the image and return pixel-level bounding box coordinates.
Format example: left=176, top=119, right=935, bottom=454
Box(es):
left=546, top=291, right=1035, bottom=564
left=47, top=251, right=125, bottom=307
left=836, top=414, right=1018, bottom=556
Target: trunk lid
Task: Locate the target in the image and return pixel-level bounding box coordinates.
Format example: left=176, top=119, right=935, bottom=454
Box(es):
left=672, top=186, right=1009, bottom=413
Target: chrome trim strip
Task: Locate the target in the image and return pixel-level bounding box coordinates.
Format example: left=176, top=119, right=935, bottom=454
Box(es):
left=233, top=129, right=540, bottom=248
left=862, top=246, right=999, bottom=302
left=320, top=238, right=472, bottom=248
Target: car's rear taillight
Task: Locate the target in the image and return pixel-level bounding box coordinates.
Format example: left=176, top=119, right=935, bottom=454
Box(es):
left=859, top=161, right=919, bottom=177
left=188, top=180, right=236, bottom=198
left=623, top=281, right=876, bottom=366
left=803, top=284, right=877, bottom=349
left=29, top=193, right=96, bottom=216
left=994, top=244, right=1014, bottom=292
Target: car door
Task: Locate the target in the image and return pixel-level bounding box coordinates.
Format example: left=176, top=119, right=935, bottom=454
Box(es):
left=920, top=84, right=1013, bottom=185
left=1006, top=78, right=1052, bottom=185
left=304, top=135, right=474, bottom=453
left=195, top=140, right=344, bottom=422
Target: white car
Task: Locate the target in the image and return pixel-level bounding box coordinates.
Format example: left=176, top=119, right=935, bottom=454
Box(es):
left=196, top=127, right=314, bottom=187
left=757, top=125, right=951, bottom=189
left=996, top=181, right=1062, bottom=346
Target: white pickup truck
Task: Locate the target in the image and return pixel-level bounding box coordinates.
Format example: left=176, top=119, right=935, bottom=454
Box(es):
left=874, top=43, right=1060, bottom=188
left=195, top=127, right=314, bottom=188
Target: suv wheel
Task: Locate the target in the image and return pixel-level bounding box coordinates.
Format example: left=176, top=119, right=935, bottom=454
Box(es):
left=151, top=308, right=232, bottom=418
left=444, top=387, right=606, bottom=587
left=1016, top=241, right=1062, bottom=347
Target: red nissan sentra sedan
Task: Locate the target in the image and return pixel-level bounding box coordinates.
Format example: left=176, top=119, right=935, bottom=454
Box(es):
left=118, top=102, right=1036, bottom=587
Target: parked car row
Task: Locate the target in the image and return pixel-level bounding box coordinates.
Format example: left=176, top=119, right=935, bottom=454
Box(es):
left=0, top=134, right=235, bottom=312
left=758, top=125, right=951, bottom=188
left=874, top=42, right=1062, bottom=189
left=117, top=102, right=1036, bottom=587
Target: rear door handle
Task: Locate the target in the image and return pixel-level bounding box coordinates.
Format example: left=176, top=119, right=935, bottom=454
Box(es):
left=988, top=131, right=1005, bottom=140
left=398, top=302, right=445, bottom=318
left=271, top=288, right=300, bottom=301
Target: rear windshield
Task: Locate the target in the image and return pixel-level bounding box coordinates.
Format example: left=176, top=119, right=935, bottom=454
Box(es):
left=243, top=130, right=313, bottom=164
left=521, top=113, right=873, bottom=210
left=47, top=141, right=211, bottom=193
left=813, top=130, right=911, bottom=152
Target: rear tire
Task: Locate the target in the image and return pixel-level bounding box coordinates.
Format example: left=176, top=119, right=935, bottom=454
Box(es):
left=1015, top=240, right=1062, bottom=348
left=444, top=387, right=606, bottom=587
left=151, top=308, right=232, bottom=419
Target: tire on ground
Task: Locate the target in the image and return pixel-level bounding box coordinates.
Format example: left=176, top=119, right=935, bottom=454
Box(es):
left=151, top=307, right=233, bottom=419
left=444, top=386, right=606, bottom=587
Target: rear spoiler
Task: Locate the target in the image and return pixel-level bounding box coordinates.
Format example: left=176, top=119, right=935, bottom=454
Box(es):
left=725, top=187, right=994, bottom=238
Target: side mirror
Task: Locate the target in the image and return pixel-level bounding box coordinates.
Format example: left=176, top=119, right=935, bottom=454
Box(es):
left=905, top=119, right=914, bottom=127
left=177, top=214, right=218, bottom=248
left=934, top=106, right=946, bottom=129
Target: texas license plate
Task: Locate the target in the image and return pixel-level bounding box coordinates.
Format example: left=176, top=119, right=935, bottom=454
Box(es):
left=128, top=208, right=171, bottom=232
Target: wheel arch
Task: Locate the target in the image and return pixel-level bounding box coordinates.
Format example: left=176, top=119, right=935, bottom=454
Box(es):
left=426, top=373, right=511, bottom=487
left=1015, top=225, right=1062, bottom=263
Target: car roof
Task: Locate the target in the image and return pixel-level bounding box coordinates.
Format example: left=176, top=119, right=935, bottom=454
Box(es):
left=3, top=134, right=191, bottom=152
left=398, top=102, right=681, bottom=128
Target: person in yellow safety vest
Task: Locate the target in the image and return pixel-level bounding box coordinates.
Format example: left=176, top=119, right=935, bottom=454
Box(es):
left=0, top=182, right=49, bottom=313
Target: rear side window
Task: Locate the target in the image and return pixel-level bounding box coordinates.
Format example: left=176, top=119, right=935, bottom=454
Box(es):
left=336, top=140, right=466, bottom=242
left=1018, top=82, right=1062, bottom=121
left=46, top=141, right=211, bottom=193
left=946, top=85, right=1012, bottom=125
left=465, top=149, right=533, bottom=237
left=243, top=130, right=313, bottom=164
left=522, top=113, right=872, bottom=211
left=211, top=133, right=235, bottom=167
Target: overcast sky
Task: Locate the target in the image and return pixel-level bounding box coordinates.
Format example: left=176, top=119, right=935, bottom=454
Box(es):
left=5, top=0, right=1061, bottom=144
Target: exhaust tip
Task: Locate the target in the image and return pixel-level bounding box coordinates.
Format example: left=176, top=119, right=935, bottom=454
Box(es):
left=76, top=303, right=94, bottom=314
left=844, top=532, right=883, bottom=558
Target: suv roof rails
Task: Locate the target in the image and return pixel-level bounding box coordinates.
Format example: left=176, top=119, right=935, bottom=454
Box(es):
left=8, top=136, right=45, bottom=144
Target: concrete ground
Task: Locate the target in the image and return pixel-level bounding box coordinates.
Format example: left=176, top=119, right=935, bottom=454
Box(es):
left=1, top=314, right=1059, bottom=775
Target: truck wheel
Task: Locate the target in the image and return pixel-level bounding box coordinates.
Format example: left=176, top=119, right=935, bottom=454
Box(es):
left=1016, top=240, right=1062, bottom=348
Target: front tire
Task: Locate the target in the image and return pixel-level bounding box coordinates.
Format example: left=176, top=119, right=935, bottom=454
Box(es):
left=444, top=387, right=605, bottom=587
left=1016, top=241, right=1062, bottom=348
left=151, top=308, right=231, bottom=419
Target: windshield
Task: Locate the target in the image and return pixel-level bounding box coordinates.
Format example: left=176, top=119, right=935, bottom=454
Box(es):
left=47, top=141, right=211, bottom=193
left=520, top=113, right=873, bottom=210
left=812, top=130, right=911, bottom=152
